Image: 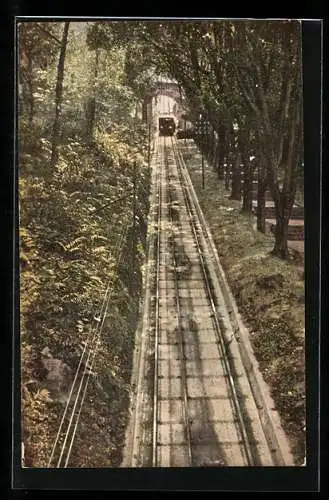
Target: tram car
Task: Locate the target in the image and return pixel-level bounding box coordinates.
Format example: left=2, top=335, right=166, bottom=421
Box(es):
left=158, top=116, right=176, bottom=137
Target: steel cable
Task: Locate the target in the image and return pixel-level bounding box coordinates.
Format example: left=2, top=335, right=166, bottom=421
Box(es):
left=47, top=219, right=129, bottom=467
left=61, top=223, right=129, bottom=467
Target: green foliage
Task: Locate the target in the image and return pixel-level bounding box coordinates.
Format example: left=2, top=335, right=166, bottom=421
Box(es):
left=19, top=21, right=150, bottom=468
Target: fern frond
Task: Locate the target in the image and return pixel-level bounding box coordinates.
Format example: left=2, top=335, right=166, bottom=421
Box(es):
left=65, top=236, right=88, bottom=252
left=54, top=241, right=66, bottom=252
left=92, top=246, right=108, bottom=255
left=91, top=235, right=109, bottom=243
left=89, top=275, right=104, bottom=285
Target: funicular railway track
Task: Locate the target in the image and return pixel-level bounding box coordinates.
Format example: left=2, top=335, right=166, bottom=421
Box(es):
left=124, top=135, right=292, bottom=468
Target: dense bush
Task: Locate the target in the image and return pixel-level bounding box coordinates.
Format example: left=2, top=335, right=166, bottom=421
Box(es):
left=19, top=21, right=150, bottom=467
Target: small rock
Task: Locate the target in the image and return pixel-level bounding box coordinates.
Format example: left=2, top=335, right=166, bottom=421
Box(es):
left=40, top=347, right=73, bottom=401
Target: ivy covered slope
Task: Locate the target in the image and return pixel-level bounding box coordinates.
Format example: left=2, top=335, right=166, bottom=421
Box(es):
left=19, top=22, right=150, bottom=467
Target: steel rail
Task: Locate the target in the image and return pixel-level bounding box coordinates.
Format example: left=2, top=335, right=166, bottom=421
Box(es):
left=171, top=137, right=255, bottom=466
left=163, top=137, right=193, bottom=467
left=151, top=138, right=162, bottom=467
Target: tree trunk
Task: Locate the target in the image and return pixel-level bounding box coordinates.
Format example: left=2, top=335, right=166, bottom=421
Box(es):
left=241, top=154, right=253, bottom=213
left=213, top=138, right=219, bottom=173
left=224, top=163, right=230, bottom=191
left=217, top=142, right=225, bottom=180
left=85, top=98, right=96, bottom=138
left=216, top=124, right=226, bottom=180
left=85, top=49, right=99, bottom=140
left=142, top=99, right=148, bottom=122
left=269, top=73, right=301, bottom=260
left=271, top=190, right=293, bottom=259
left=272, top=216, right=290, bottom=259
left=27, top=53, right=34, bottom=126
left=50, top=21, right=70, bottom=169
left=256, top=164, right=267, bottom=233
left=230, top=152, right=242, bottom=200
left=211, top=127, right=216, bottom=166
